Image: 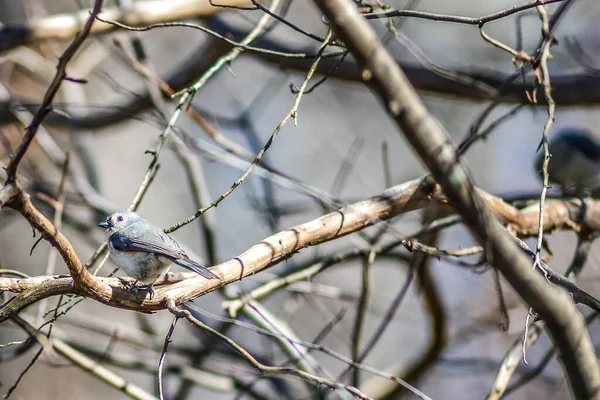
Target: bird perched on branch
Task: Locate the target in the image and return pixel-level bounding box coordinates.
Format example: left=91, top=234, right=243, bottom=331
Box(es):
left=535, top=128, right=600, bottom=197
left=98, top=211, right=219, bottom=297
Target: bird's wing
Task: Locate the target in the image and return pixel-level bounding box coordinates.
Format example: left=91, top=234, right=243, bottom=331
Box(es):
left=109, top=224, right=184, bottom=256
left=109, top=224, right=219, bottom=279
left=168, top=257, right=219, bottom=279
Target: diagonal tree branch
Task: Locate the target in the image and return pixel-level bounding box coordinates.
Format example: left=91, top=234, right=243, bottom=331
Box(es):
left=2, top=177, right=600, bottom=320
left=310, top=0, right=600, bottom=398
left=0, top=0, right=251, bottom=50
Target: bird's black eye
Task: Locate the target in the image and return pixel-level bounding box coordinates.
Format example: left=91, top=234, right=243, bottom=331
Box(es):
left=117, top=215, right=124, bottom=222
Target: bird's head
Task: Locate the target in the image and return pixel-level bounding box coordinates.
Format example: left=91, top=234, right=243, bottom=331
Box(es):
left=98, top=211, right=143, bottom=233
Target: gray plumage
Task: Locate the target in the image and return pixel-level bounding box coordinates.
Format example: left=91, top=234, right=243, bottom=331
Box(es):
left=535, top=128, right=600, bottom=197
left=98, top=212, right=218, bottom=291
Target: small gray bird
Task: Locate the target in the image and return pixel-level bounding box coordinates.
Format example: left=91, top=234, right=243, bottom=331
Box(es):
left=98, top=211, right=219, bottom=297
left=535, top=128, right=600, bottom=197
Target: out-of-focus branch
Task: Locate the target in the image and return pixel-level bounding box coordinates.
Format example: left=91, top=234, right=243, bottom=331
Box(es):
left=310, top=0, right=600, bottom=398
left=6, top=314, right=157, bottom=399
left=0, top=0, right=562, bottom=48
left=112, top=39, right=255, bottom=160
left=239, top=300, right=352, bottom=398
left=2, top=18, right=598, bottom=133
left=53, top=337, right=158, bottom=400
left=35, top=153, right=70, bottom=324
left=0, top=0, right=251, bottom=50
left=355, top=207, right=449, bottom=399
left=394, top=207, right=447, bottom=393
left=2, top=6, right=600, bottom=133
left=211, top=16, right=600, bottom=106
left=166, top=301, right=375, bottom=400
left=165, top=27, right=329, bottom=232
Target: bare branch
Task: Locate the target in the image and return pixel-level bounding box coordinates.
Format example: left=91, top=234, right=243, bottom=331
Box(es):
left=167, top=304, right=377, bottom=400
left=2, top=177, right=600, bottom=317
left=363, top=0, right=565, bottom=25
left=0, top=0, right=251, bottom=47
left=158, top=316, right=179, bottom=400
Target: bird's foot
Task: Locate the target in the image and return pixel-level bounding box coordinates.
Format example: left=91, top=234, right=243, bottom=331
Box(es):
left=128, top=280, right=140, bottom=295
left=136, top=284, right=155, bottom=300
left=117, top=278, right=154, bottom=299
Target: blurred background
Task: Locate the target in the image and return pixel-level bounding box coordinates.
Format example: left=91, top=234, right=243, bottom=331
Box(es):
left=1, top=0, right=600, bottom=399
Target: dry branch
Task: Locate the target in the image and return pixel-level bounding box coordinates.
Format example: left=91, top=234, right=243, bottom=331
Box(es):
left=0, top=0, right=250, bottom=47
left=213, top=16, right=600, bottom=106
left=2, top=177, right=600, bottom=317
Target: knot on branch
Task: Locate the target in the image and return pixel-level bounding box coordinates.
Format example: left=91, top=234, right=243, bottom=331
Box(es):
left=0, top=182, right=20, bottom=208
left=165, top=298, right=190, bottom=317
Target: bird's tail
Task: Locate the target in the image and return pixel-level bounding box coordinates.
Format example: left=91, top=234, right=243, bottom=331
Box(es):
left=169, top=257, right=219, bottom=279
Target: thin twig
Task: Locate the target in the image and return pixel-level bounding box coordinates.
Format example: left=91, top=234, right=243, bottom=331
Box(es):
left=505, top=311, right=600, bottom=396
left=3, top=348, right=43, bottom=399
left=480, top=27, right=518, bottom=56
left=351, top=250, right=374, bottom=387
left=487, top=234, right=595, bottom=399
left=166, top=30, right=331, bottom=233
left=533, top=3, right=557, bottom=274
left=36, top=153, right=70, bottom=324
left=177, top=0, right=290, bottom=97
left=158, top=316, right=179, bottom=400
left=187, top=303, right=431, bottom=399
left=401, top=240, right=482, bottom=258
left=363, top=0, right=565, bottom=25
left=525, top=5, right=566, bottom=364
left=3, top=0, right=104, bottom=181
left=168, top=304, right=376, bottom=400
left=96, top=17, right=331, bottom=59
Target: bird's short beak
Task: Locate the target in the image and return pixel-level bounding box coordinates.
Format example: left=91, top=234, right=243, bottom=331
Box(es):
left=98, top=221, right=110, bottom=228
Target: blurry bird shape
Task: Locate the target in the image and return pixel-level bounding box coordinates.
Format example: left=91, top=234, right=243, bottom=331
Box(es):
left=535, top=128, right=600, bottom=197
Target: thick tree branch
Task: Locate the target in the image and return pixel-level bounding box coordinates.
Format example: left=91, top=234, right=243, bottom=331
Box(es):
left=0, top=0, right=250, bottom=51
left=310, top=0, right=600, bottom=398
left=363, top=0, right=565, bottom=24
left=0, top=177, right=437, bottom=320
left=2, top=177, right=600, bottom=320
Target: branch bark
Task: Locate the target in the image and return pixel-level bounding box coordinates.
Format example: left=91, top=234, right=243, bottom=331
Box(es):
left=2, top=177, right=600, bottom=319
left=0, top=0, right=251, bottom=50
